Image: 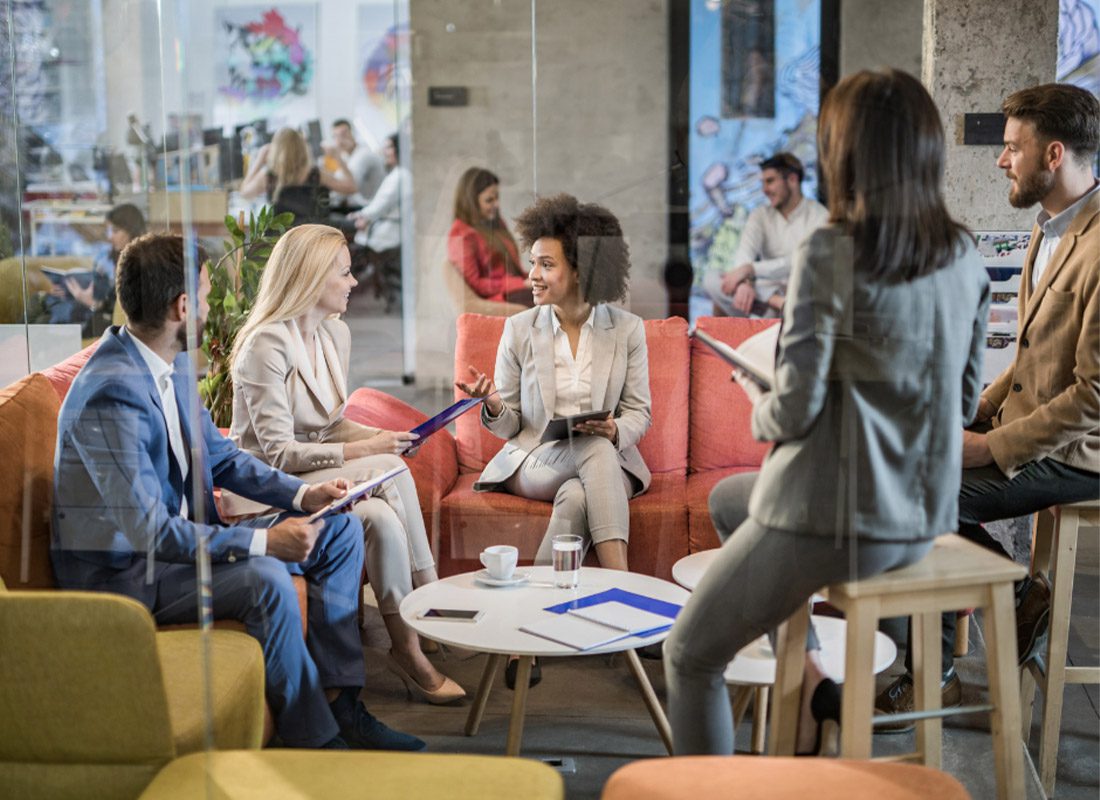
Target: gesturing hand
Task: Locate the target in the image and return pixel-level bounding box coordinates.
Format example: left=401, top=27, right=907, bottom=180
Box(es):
left=266, top=516, right=323, bottom=563
left=456, top=365, right=503, bottom=416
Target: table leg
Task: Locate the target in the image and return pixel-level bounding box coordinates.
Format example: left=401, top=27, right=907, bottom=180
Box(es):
left=505, top=656, right=534, bottom=756
left=465, top=653, right=504, bottom=737
left=625, top=648, right=674, bottom=754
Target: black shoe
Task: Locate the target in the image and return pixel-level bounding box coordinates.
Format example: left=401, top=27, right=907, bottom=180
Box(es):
left=1015, top=575, right=1051, bottom=666
left=796, top=678, right=841, bottom=756
left=329, top=688, right=426, bottom=751
left=505, top=657, right=542, bottom=690
left=637, top=642, right=665, bottom=660
left=321, top=735, right=350, bottom=749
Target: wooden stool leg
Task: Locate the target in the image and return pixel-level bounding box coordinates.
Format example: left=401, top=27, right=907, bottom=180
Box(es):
left=912, top=611, right=943, bottom=768
left=985, top=581, right=1026, bottom=800
left=953, top=612, right=970, bottom=657
left=1038, top=507, right=1079, bottom=796
left=839, top=600, right=879, bottom=760
left=767, top=605, right=810, bottom=756
left=1019, top=662, right=1038, bottom=741
left=1030, top=506, right=1056, bottom=576
left=751, top=686, right=769, bottom=755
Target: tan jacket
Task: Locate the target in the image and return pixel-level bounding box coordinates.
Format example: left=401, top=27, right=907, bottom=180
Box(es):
left=984, top=190, right=1099, bottom=478
left=229, top=318, right=381, bottom=475
left=475, top=304, right=653, bottom=492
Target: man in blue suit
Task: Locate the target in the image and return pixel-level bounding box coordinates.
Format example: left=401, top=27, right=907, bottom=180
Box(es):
left=51, top=233, right=424, bottom=751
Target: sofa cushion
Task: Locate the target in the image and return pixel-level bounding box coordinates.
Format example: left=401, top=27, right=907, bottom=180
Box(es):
left=689, top=317, right=778, bottom=471
left=636, top=316, right=690, bottom=475
left=686, top=466, right=759, bottom=553
left=0, top=373, right=59, bottom=588
left=438, top=472, right=688, bottom=580
left=41, top=341, right=99, bottom=403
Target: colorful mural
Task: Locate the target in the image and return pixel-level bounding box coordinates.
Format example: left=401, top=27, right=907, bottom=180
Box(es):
left=354, top=3, right=412, bottom=148
left=689, top=0, right=821, bottom=308
left=1059, top=0, right=1100, bottom=95
left=213, top=5, right=318, bottom=128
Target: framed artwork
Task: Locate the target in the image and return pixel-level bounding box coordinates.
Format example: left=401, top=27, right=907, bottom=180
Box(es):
left=213, top=5, right=318, bottom=129
left=975, top=230, right=1032, bottom=385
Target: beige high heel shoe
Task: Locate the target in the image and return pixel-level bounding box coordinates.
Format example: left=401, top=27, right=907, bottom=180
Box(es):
left=385, top=651, right=466, bottom=704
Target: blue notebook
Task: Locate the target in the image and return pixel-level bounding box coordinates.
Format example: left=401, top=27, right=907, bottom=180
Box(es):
left=543, top=588, right=682, bottom=638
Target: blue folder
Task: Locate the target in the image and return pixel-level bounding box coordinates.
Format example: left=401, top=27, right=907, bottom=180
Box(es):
left=543, top=588, right=682, bottom=638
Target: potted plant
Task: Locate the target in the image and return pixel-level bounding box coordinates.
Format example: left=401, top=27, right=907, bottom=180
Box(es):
left=199, top=206, right=292, bottom=427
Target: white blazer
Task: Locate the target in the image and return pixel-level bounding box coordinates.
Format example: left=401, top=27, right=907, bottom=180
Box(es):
left=475, top=304, right=652, bottom=492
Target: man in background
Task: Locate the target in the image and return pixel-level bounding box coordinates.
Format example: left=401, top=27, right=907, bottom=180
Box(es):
left=328, top=118, right=385, bottom=210
left=704, top=152, right=828, bottom=317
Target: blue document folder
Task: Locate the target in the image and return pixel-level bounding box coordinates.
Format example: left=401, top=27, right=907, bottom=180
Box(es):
left=543, top=588, right=682, bottom=638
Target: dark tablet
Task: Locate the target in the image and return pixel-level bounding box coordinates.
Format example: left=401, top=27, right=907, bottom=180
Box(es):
left=540, top=409, right=612, bottom=443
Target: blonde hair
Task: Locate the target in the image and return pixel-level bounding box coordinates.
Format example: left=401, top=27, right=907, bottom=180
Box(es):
left=230, top=224, right=349, bottom=369
left=269, top=127, right=312, bottom=201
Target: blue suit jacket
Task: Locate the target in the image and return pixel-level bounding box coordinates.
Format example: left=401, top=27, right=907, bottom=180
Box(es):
left=51, top=326, right=305, bottom=607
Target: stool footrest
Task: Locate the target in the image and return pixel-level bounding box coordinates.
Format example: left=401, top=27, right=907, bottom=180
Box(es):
left=872, top=703, right=995, bottom=726
left=1065, top=666, right=1100, bottom=685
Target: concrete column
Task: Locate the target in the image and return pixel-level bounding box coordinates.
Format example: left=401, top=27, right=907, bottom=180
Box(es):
left=922, top=0, right=1059, bottom=230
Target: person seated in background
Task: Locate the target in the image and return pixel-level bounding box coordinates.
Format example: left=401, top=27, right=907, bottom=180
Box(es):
left=51, top=232, right=425, bottom=752
left=447, top=167, right=533, bottom=306
left=228, top=223, right=464, bottom=705
left=458, top=193, right=651, bottom=690
left=41, top=203, right=145, bottom=337
left=327, top=118, right=385, bottom=211
left=348, top=133, right=407, bottom=312
left=875, top=81, right=1099, bottom=730
left=240, top=127, right=356, bottom=226
left=665, top=69, right=989, bottom=757
left=703, top=152, right=828, bottom=317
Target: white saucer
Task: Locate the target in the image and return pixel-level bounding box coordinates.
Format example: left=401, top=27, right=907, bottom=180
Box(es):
left=474, top=569, right=530, bottom=588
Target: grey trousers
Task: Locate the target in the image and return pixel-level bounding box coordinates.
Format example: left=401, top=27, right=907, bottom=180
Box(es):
left=503, top=437, right=635, bottom=565
left=664, top=472, right=931, bottom=755
left=297, top=453, right=434, bottom=615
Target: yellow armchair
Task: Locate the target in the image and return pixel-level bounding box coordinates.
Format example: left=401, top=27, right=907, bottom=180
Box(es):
left=0, top=255, right=95, bottom=324
left=0, top=590, right=265, bottom=800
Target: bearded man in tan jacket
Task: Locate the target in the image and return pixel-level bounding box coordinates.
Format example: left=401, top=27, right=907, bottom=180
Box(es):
left=877, top=82, right=1099, bottom=728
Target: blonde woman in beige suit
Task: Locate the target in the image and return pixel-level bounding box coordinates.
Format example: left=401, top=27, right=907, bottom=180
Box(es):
left=229, top=224, right=464, bottom=704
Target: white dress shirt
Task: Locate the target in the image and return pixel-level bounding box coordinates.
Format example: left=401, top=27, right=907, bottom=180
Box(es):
left=130, top=332, right=275, bottom=557
left=1032, top=181, right=1100, bottom=291
left=731, top=196, right=829, bottom=303
left=550, top=306, right=597, bottom=418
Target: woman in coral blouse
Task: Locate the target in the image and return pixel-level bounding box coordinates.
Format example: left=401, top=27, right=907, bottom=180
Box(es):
left=447, top=168, right=533, bottom=306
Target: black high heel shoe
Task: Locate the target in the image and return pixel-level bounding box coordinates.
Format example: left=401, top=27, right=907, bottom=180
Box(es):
left=796, top=678, right=841, bottom=756
left=505, top=656, right=542, bottom=690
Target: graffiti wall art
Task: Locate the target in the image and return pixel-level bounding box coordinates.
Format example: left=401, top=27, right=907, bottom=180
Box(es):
left=213, top=5, right=318, bottom=128
left=352, top=2, right=412, bottom=149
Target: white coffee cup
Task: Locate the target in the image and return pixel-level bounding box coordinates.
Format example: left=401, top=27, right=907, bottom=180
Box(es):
left=480, top=545, right=518, bottom=580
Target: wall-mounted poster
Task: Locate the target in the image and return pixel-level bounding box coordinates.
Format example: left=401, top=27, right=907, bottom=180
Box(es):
left=213, top=5, right=318, bottom=129
left=353, top=3, right=412, bottom=150
left=975, top=230, right=1032, bottom=385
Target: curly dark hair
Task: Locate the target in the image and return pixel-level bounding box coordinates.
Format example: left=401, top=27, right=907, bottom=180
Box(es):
left=513, top=193, right=630, bottom=305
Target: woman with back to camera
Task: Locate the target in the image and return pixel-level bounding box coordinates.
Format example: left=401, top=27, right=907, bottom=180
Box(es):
left=228, top=224, right=464, bottom=705
left=664, top=68, right=990, bottom=756
left=459, top=195, right=651, bottom=687
left=448, top=167, right=533, bottom=306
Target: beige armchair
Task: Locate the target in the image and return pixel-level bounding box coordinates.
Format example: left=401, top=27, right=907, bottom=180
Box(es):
left=0, top=589, right=265, bottom=800
left=443, top=259, right=527, bottom=318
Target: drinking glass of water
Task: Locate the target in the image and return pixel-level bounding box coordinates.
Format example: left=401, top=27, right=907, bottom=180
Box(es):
left=551, top=534, right=583, bottom=588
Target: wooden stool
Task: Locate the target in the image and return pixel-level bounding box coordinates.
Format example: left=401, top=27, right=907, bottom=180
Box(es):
left=601, top=755, right=972, bottom=799
left=768, top=534, right=1026, bottom=800
left=1020, top=499, right=1100, bottom=797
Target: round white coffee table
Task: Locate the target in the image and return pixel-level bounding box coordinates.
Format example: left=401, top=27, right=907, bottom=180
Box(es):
left=672, top=549, right=897, bottom=753
left=400, top=566, right=689, bottom=756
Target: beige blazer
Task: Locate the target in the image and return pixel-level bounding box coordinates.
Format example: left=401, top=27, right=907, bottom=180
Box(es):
left=229, top=318, right=381, bottom=475
left=983, top=190, right=1099, bottom=478
left=474, top=304, right=652, bottom=492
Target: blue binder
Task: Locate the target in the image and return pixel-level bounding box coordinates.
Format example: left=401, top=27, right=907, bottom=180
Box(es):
left=543, top=588, right=682, bottom=638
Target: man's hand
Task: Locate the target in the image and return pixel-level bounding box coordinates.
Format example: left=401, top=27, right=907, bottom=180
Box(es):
left=300, top=479, right=350, bottom=513
left=974, top=397, right=997, bottom=424
left=731, top=367, right=764, bottom=405
left=720, top=263, right=754, bottom=296
left=266, top=517, right=323, bottom=563
left=575, top=413, right=617, bottom=444
left=962, top=430, right=995, bottom=468
left=732, top=282, right=756, bottom=314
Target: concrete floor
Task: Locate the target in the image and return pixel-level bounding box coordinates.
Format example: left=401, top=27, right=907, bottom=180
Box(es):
left=342, top=292, right=1099, bottom=799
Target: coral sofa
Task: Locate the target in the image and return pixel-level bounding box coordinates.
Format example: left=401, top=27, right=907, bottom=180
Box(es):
left=344, top=314, right=779, bottom=580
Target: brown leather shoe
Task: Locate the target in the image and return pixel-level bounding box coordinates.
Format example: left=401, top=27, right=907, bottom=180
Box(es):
left=874, top=672, right=963, bottom=734
left=1015, top=575, right=1051, bottom=666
